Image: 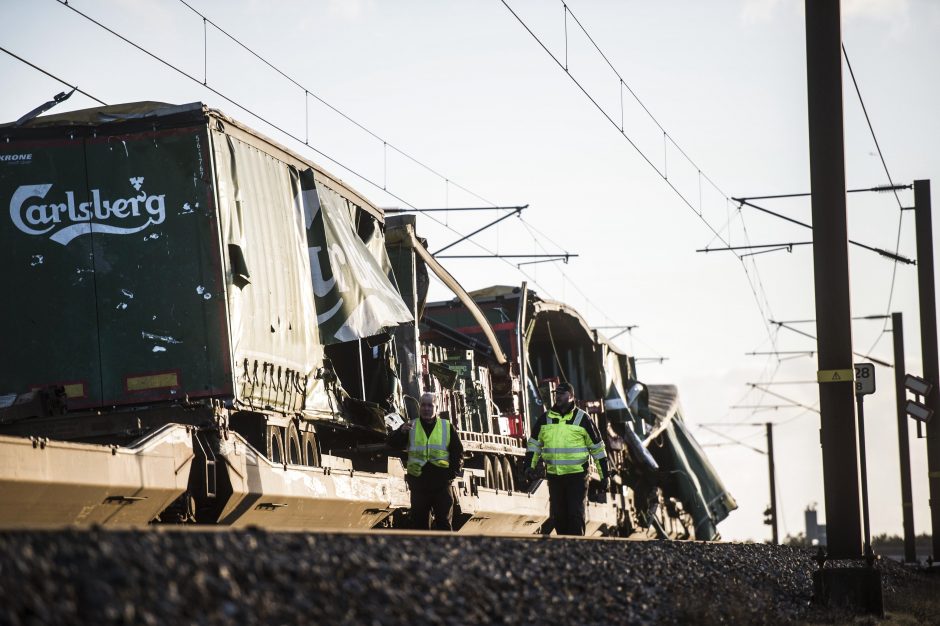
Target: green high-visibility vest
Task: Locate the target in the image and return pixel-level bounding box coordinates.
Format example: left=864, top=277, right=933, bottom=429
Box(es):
left=407, top=418, right=451, bottom=477
left=531, top=408, right=606, bottom=476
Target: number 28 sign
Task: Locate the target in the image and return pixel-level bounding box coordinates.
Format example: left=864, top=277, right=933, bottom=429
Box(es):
left=855, top=362, right=875, bottom=396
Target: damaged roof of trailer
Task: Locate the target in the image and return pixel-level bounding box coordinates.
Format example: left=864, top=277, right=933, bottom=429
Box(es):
left=2, top=100, right=203, bottom=129
left=465, top=285, right=627, bottom=355
left=1, top=100, right=383, bottom=222
left=646, top=384, right=680, bottom=426
left=638, top=384, right=738, bottom=534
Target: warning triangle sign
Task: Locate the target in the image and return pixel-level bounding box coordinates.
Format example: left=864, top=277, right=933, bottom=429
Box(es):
left=817, top=369, right=855, bottom=383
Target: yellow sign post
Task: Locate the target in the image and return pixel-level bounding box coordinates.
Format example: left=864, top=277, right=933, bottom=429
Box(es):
left=817, top=369, right=855, bottom=383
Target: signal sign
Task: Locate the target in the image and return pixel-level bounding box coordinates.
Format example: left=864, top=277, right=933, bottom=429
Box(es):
left=854, top=363, right=875, bottom=396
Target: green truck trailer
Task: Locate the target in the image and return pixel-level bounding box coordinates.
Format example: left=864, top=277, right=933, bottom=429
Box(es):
left=0, top=102, right=415, bottom=527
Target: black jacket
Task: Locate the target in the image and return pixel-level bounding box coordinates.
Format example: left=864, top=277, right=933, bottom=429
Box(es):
left=388, top=418, right=464, bottom=488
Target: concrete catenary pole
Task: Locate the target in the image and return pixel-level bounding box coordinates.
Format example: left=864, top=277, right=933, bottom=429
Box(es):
left=913, top=179, right=940, bottom=560
left=804, top=0, right=863, bottom=558
left=892, top=312, right=917, bottom=563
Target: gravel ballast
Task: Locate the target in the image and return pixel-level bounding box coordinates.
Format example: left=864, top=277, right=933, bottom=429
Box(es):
left=0, top=529, right=925, bottom=624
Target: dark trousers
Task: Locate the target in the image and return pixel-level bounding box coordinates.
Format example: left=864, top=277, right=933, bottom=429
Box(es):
left=408, top=479, right=454, bottom=531
left=547, top=472, right=588, bottom=536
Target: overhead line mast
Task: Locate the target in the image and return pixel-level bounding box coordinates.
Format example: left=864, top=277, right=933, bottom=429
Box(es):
left=804, top=0, right=863, bottom=559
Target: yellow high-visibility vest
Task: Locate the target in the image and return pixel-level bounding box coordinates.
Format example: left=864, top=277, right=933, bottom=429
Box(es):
left=407, top=418, right=451, bottom=477
left=529, top=408, right=606, bottom=476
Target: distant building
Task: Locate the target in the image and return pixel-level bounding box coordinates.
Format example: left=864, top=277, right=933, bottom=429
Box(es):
left=805, top=504, right=827, bottom=546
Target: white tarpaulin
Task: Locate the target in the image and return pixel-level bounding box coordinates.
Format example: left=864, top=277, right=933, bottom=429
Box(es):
left=296, top=168, right=412, bottom=344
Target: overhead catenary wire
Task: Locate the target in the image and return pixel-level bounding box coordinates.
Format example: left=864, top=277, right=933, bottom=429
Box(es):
left=842, top=44, right=908, bottom=355
left=704, top=203, right=747, bottom=251
left=514, top=216, right=645, bottom=341
left=747, top=384, right=820, bottom=415
left=745, top=381, right=818, bottom=386
left=697, top=421, right=774, bottom=451
left=770, top=320, right=892, bottom=367
left=0, top=46, right=107, bottom=106
left=499, top=0, right=733, bottom=248
left=737, top=210, right=781, bottom=357
left=698, top=425, right=766, bottom=455
left=842, top=45, right=904, bottom=213
left=176, top=0, right=503, bottom=213
left=545, top=320, right=568, bottom=383
left=498, top=2, right=779, bottom=362
left=730, top=405, right=802, bottom=411
left=559, top=1, right=726, bottom=201
left=498, top=0, right=786, bottom=393
left=736, top=322, right=786, bottom=422
left=775, top=407, right=817, bottom=427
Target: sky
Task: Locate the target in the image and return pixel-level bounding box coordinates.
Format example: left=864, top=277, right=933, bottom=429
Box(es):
left=2, top=0, right=939, bottom=543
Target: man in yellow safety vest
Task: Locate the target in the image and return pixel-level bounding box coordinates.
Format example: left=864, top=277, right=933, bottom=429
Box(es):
left=388, top=392, right=463, bottom=530
left=524, top=382, right=609, bottom=536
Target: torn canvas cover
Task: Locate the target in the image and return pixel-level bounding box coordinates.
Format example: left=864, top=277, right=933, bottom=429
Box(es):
left=296, top=168, right=412, bottom=343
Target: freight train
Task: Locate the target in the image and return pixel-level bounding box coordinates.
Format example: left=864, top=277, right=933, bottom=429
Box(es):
left=0, top=102, right=736, bottom=537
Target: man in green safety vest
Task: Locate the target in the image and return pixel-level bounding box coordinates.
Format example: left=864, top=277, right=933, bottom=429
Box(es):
left=388, top=392, right=463, bottom=530
left=524, top=382, right=609, bottom=536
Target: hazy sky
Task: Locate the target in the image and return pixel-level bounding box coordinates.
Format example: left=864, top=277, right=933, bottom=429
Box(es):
left=2, top=0, right=939, bottom=543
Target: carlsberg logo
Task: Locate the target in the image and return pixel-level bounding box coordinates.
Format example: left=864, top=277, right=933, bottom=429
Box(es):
left=10, top=177, right=165, bottom=245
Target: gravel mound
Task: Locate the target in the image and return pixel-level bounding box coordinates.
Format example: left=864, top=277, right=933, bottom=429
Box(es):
left=0, top=529, right=919, bottom=625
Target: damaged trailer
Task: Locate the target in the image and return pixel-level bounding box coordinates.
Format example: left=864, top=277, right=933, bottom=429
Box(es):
left=0, top=100, right=734, bottom=537
left=420, top=285, right=737, bottom=539
left=0, top=101, right=414, bottom=528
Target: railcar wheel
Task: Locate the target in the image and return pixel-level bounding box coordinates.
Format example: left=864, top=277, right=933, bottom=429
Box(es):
left=483, top=456, right=496, bottom=489
left=267, top=425, right=285, bottom=464
left=303, top=430, right=320, bottom=467
left=286, top=422, right=302, bottom=465
left=493, top=456, right=507, bottom=491
left=501, top=456, right=515, bottom=493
